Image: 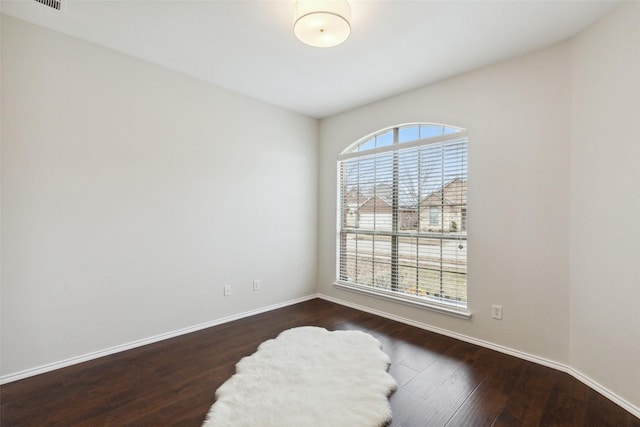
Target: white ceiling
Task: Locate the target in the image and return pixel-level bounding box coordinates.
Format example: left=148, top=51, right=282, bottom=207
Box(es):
left=1, top=0, right=618, bottom=118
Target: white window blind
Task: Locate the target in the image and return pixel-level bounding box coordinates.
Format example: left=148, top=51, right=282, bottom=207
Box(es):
left=337, top=124, right=468, bottom=311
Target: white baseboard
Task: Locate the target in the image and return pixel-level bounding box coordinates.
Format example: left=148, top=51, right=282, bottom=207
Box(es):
left=0, top=294, right=319, bottom=385
left=317, top=293, right=640, bottom=419
left=566, top=366, right=640, bottom=419
left=3, top=292, right=638, bottom=419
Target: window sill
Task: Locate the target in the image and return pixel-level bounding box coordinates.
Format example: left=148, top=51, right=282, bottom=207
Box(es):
left=334, top=281, right=472, bottom=320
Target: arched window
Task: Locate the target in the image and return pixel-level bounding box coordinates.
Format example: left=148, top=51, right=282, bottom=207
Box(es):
left=336, top=124, right=469, bottom=315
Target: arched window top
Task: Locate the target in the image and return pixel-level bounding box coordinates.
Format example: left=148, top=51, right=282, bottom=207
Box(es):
left=341, top=123, right=465, bottom=156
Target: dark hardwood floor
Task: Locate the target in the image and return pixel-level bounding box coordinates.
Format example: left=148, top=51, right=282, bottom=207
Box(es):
left=1, top=298, right=638, bottom=426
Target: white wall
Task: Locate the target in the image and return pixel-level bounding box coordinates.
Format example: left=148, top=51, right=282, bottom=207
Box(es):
left=319, top=43, right=573, bottom=363
left=318, top=3, right=640, bottom=413
left=1, top=15, right=318, bottom=377
left=569, top=1, right=640, bottom=410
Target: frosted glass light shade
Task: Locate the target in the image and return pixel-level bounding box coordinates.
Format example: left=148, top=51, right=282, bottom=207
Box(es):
left=294, top=0, right=351, bottom=48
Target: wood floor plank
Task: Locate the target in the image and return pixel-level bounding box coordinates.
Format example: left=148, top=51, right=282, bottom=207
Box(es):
left=1, top=298, right=637, bottom=426
left=444, top=382, right=509, bottom=427
left=492, top=363, right=559, bottom=427
left=387, top=388, right=424, bottom=427
left=402, top=340, right=480, bottom=399
left=584, top=392, right=640, bottom=427
left=400, top=361, right=488, bottom=427
left=388, top=363, right=420, bottom=388
left=539, top=388, right=588, bottom=427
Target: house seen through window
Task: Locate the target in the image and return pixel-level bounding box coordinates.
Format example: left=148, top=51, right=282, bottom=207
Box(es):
left=337, top=124, right=468, bottom=312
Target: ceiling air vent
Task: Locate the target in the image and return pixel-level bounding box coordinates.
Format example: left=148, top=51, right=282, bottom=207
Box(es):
left=33, top=0, right=63, bottom=11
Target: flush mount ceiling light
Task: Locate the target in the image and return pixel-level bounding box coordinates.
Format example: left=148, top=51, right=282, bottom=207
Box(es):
left=294, top=0, right=351, bottom=48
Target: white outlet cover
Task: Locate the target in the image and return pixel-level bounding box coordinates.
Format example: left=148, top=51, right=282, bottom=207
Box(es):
left=491, top=305, right=502, bottom=320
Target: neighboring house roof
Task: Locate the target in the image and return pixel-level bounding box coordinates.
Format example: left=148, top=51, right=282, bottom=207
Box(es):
left=344, top=186, right=394, bottom=209
left=373, top=184, right=393, bottom=204
left=420, top=178, right=467, bottom=207
left=358, top=195, right=392, bottom=214
left=344, top=188, right=366, bottom=208
left=346, top=178, right=466, bottom=212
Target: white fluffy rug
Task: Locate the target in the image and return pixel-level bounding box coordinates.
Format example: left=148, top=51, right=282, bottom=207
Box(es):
left=202, top=326, right=397, bottom=427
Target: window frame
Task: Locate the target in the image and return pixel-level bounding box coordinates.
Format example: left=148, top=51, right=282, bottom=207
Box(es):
left=335, top=123, right=471, bottom=319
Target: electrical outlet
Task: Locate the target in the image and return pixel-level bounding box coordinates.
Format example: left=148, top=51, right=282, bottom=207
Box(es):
left=224, top=285, right=231, bottom=297
left=253, top=280, right=261, bottom=292
left=492, top=304, right=503, bottom=320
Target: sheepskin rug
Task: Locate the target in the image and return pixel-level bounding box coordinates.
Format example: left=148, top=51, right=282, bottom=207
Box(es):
left=202, top=326, right=397, bottom=427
